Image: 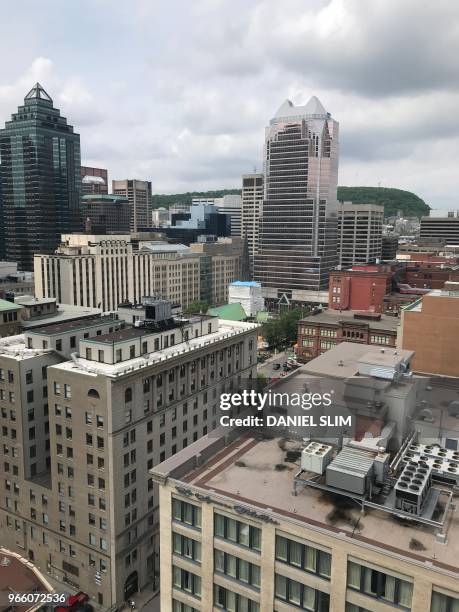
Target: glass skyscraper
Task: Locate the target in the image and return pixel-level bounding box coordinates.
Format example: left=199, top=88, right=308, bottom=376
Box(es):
left=0, top=83, right=82, bottom=270
left=254, top=96, right=339, bottom=308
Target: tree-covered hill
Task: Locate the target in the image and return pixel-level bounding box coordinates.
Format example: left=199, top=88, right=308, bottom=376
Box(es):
left=336, top=186, right=430, bottom=218
left=152, top=186, right=430, bottom=218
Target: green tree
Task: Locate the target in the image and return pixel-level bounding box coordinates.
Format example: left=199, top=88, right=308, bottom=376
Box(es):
left=184, top=300, right=210, bottom=314
left=263, top=308, right=307, bottom=349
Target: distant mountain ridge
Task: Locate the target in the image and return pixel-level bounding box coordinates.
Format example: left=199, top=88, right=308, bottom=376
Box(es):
left=152, top=186, right=430, bottom=218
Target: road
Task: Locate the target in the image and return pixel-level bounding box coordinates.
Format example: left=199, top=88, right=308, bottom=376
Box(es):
left=257, top=350, right=291, bottom=378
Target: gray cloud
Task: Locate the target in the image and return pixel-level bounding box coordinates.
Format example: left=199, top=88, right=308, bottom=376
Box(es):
left=0, top=0, right=458, bottom=209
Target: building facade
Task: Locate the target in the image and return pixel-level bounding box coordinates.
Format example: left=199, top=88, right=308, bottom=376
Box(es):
left=241, top=173, right=264, bottom=276
left=401, top=289, right=459, bottom=377
left=0, top=84, right=82, bottom=270
left=0, top=311, right=258, bottom=608
left=81, top=167, right=108, bottom=196
left=214, top=195, right=242, bottom=238
left=255, top=96, right=339, bottom=307
left=337, top=203, right=383, bottom=268
left=420, top=213, right=459, bottom=245
left=0, top=299, right=23, bottom=337
left=34, top=235, right=244, bottom=313
left=297, top=309, right=398, bottom=362
left=82, top=195, right=131, bottom=234
left=381, top=235, right=398, bottom=260
left=328, top=266, right=393, bottom=313
left=112, top=179, right=152, bottom=233
left=152, top=422, right=459, bottom=612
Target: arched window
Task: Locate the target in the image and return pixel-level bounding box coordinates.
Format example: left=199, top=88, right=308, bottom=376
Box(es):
left=125, top=388, right=132, bottom=403
left=87, top=389, right=100, bottom=399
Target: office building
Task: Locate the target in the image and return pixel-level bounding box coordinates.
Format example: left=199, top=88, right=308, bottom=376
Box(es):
left=153, top=342, right=459, bottom=612
left=82, top=195, right=131, bottom=234
left=34, top=235, right=244, bottom=313
left=328, top=265, right=392, bottom=313
left=152, top=207, right=170, bottom=227
left=214, top=195, right=242, bottom=237
left=161, top=203, right=230, bottom=245
left=0, top=84, right=82, bottom=270
left=420, top=213, right=459, bottom=245
left=0, top=305, right=258, bottom=608
left=81, top=167, right=108, bottom=196
left=241, top=173, right=264, bottom=276
left=0, top=262, right=35, bottom=299
left=382, top=235, right=398, bottom=260
left=401, top=288, right=459, bottom=376
left=337, top=202, right=383, bottom=268
left=112, top=179, right=152, bottom=232
left=255, top=96, right=339, bottom=308
left=296, top=309, right=398, bottom=361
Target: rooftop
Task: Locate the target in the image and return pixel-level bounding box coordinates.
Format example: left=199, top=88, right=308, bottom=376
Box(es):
left=154, top=433, right=459, bottom=575
left=300, top=309, right=400, bottom=331
left=20, top=303, right=102, bottom=329
left=0, top=548, right=53, bottom=612
left=208, top=302, right=247, bottom=321
left=27, top=315, right=118, bottom=336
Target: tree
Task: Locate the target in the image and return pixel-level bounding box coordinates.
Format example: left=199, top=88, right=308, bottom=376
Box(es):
left=262, top=308, right=307, bottom=350
left=184, top=300, right=210, bottom=314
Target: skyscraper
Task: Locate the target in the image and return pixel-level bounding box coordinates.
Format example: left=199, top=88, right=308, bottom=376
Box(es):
left=254, top=96, right=339, bottom=308
left=0, top=83, right=82, bottom=270
left=112, top=179, right=152, bottom=232
left=337, top=202, right=383, bottom=268
left=81, top=166, right=108, bottom=195
left=241, top=172, right=264, bottom=276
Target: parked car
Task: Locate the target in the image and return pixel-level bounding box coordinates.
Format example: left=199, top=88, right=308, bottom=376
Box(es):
left=273, top=363, right=281, bottom=370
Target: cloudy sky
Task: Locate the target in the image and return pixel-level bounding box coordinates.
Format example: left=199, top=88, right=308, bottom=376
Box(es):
left=1, top=0, right=458, bottom=210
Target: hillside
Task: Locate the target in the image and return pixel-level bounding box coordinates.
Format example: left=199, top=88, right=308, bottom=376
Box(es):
left=152, top=186, right=430, bottom=218
left=336, top=186, right=430, bottom=218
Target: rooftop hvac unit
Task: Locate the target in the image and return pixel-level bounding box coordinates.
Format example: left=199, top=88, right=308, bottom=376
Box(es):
left=394, top=462, right=432, bottom=515
left=301, top=441, right=333, bottom=474
left=326, top=447, right=374, bottom=495
left=402, top=450, right=459, bottom=484
left=407, top=443, right=459, bottom=463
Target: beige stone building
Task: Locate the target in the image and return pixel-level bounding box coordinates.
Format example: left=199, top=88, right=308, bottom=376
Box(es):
left=34, top=235, right=244, bottom=313
left=337, top=202, right=384, bottom=268
left=152, top=429, right=459, bottom=612
left=0, top=307, right=258, bottom=609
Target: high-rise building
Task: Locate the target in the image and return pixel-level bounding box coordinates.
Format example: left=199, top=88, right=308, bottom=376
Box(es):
left=0, top=307, right=258, bottom=607
left=82, top=194, right=131, bottom=234
left=254, top=97, right=339, bottom=308
left=241, top=173, right=264, bottom=276
left=112, top=179, right=152, bottom=232
left=34, top=234, right=244, bottom=312
left=420, top=212, right=459, bottom=245
left=337, top=202, right=383, bottom=268
left=0, top=84, right=82, bottom=271
left=214, top=195, right=242, bottom=237
left=381, top=235, right=399, bottom=260
left=81, top=166, right=108, bottom=196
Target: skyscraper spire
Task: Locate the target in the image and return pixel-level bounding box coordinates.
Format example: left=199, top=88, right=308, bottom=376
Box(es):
left=24, top=82, right=53, bottom=102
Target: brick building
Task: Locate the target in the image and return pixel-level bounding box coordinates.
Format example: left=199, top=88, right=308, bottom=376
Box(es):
left=328, top=265, right=392, bottom=313
left=296, top=309, right=399, bottom=362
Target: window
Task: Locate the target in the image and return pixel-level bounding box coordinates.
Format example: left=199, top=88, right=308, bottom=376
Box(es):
left=25, top=370, right=33, bottom=384
left=88, top=388, right=100, bottom=399
left=125, top=388, right=132, bottom=403
left=214, top=585, right=259, bottom=611
left=172, top=532, right=201, bottom=563
left=215, top=549, right=260, bottom=588
left=172, top=566, right=201, bottom=598
left=431, top=591, right=459, bottom=612
left=276, top=535, right=331, bottom=578
left=172, top=499, right=201, bottom=529
left=64, top=384, right=72, bottom=399
left=275, top=575, right=329, bottom=611
left=172, top=600, right=198, bottom=612
left=54, top=382, right=61, bottom=395
left=214, top=514, right=261, bottom=550
left=347, top=561, right=413, bottom=609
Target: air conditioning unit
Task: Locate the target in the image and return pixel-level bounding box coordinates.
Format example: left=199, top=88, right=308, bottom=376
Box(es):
left=394, top=462, right=432, bottom=515
left=301, top=441, right=333, bottom=474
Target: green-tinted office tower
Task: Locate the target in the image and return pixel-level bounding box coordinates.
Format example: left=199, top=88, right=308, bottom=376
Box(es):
left=0, top=83, right=82, bottom=270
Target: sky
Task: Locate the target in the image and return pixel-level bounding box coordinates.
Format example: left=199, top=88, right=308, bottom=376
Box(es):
left=0, top=0, right=458, bottom=210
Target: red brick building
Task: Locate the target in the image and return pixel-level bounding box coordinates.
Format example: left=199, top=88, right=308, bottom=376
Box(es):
left=297, top=309, right=399, bottom=362
left=329, top=265, right=392, bottom=313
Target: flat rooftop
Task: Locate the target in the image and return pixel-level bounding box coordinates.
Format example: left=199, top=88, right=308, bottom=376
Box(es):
left=21, top=303, right=102, bottom=329
left=27, top=314, right=117, bottom=336
left=164, top=434, right=459, bottom=575
left=301, top=309, right=400, bottom=331
left=0, top=548, right=53, bottom=612
left=301, top=342, right=413, bottom=379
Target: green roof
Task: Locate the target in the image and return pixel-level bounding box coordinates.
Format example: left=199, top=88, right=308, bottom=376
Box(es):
left=208, top=302, right=247, bottom=321
left=0, top=298, right=22, bottom=312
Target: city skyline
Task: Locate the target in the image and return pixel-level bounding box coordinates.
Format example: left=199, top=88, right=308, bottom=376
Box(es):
left=0, top=1, right=458, bottom=210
